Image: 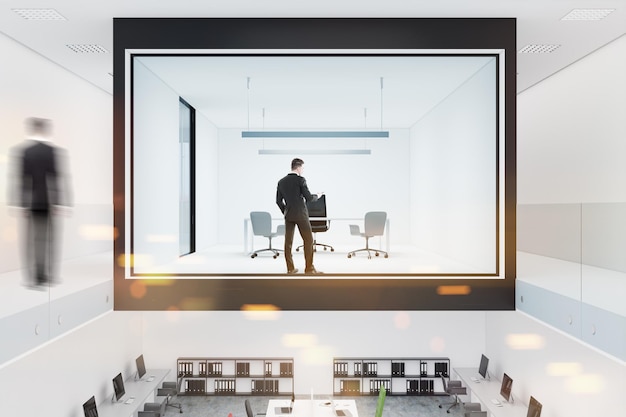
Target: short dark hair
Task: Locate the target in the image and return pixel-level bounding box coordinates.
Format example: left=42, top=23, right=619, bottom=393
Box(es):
left=291, top=158, right=304, bottom=170
left=26, top=117, right=52, bottom=136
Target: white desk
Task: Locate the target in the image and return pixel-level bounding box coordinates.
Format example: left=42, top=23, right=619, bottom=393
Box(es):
left=96, top=369, right=170, bottom=417
left=454, top=368, right=528, bottom=417
left=266, top=399, right=358, bottom=417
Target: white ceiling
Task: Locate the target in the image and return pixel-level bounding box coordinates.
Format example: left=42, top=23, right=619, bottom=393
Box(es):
left=1, top=1, right=625, bottom=128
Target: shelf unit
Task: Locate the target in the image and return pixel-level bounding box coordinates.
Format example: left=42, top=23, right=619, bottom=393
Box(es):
left=176, top=357, right=294, bottom=396
left=332, top=357, right=450, bottom=396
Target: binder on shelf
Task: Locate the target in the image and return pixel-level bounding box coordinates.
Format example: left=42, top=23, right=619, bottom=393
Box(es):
left=185, top=379, right=206, bottom=395
left=236, top=362, right=250, bottom=376
left=199, top=362, right=207, bottom=376
left=391, top=362, right=405, bottom=376
left=369, top=379, right=390, bottom=394
left=334, top=362, right=348, bottom=376
left=406, top=379, right=419, bottom=394
left=420, top=361, right=428, bottom=377
left=363, top=362, right=377, bottom=376
left=215, top=379, right=236, bottom=394
left=434, top=361, right=448, bottom=377
left=340, top=379, right=360, bottom=394
left=179, top=361, right=193, bottom=377
left=265, top=362, right=273, bottom=377
left=279, top=362, right=293, bottom=376
left=354, top=362, right=362, bottom=376
left=209, top=361, right=223, bottom=376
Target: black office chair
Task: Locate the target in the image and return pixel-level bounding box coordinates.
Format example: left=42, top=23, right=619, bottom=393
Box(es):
left=142, top=401, right=165, bottom=417
left=157, top=381, right=183, bottom=413
left=245, top=398, right=266, bottom=417
left=438, top=375, right=467, bottom=413
left=296, top=195, right=334, bottom=252
left=348, top=211, right=388, bottom=259
left=250, top=211, right=285, bottom=259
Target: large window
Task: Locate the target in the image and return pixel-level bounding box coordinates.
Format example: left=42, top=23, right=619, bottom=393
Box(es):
left=114, top=18, right=516, bottom=310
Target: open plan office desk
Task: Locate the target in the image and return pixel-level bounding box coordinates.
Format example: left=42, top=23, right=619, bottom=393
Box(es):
left=454, top=368, right=528, bottom=417
left=97, top=369, right=170, bottom=417
left=244, top=217, right=390, bottom=254
left=266, top=399, right=358, bottom=417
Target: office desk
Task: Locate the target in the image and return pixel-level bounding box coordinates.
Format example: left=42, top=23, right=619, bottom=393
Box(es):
left=97, top=369, right=170, bottom=417
left=266, top=399, right=358, bottom=417
left=244, top=218, right=390, bottom=254
left=454, top=368, right=528, bottom=417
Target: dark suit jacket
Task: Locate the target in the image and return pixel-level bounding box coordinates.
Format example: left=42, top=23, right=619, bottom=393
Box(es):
left=276, top=173, right=318, bottom=222
left=12, top=140, right=70, bottom=211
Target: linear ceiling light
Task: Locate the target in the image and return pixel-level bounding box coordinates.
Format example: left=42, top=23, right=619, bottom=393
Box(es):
left=561, top=9, right=615, bottom=21
left=12, top=8, right=66, bottom=20
left=243, top=131, right=388, bottom=138
left=258, top=149, right=371, bottom=155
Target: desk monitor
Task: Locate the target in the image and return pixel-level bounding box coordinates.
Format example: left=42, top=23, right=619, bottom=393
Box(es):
left=83, top=395, right=98, bottom=417
left=500, top=373, right=513, bottom=403
left=478, top=354, right=490, bottom=379
left=112, top=372, right=125, bottom=402
left=136, top=354, right=147, bottom=380
left=526, top=396, right=542, bottom=417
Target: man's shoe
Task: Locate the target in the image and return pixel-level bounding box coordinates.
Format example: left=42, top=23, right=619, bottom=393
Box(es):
left=305, top=268, right=323, bottom=275
left=287, top=268, right=299, bottom=275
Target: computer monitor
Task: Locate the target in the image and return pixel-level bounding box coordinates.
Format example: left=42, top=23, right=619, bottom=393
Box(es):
left=526, top=396, right=542, bottom=417
left=478, top=354, right=489, bottom=379
left=500, top=373, right=513, bottom=402
left=112, top=372, right=125, bottom=402
left=83, top=395, right=98, bottom=417
left=136, top=354, right=147, bottom=380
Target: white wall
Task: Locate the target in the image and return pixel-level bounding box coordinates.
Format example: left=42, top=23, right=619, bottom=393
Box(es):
left=0, top=32, right=112, bottom=273
left=495, top=33, right=626, bottom=417
left=140, top=310, right=486, bottom=395
left=0, top=311, right=143, bottom=417
left=486, top=311, right=624, bottom=417
left=194, top=113, right=220, bottom=251
left=517, top=34, right=626, bottom=205
left=215, top=129, right=411, bottom=246
left=133, top=59, right=180, bottom=269
left=410, top=59, right=497, bottom=272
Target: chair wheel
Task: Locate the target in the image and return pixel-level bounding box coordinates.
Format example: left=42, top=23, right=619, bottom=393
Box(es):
left=323, top=247, right=327, bottom=251
left=375, top=252, right=379, bottom=256
left=251, top=254, right=257, bottom=258
left=347, top=253, right=352, bottom=258
left=439, top=405, right=442, bottom=409
left=273, top=255, right=277, bottom=259
left=447, top=411, right=450, bottom=414
left=384, top=254, right=388, bottom=258
left=296, top=247, right=300, bottom=252
left=330, top=248, right=334, bottom=252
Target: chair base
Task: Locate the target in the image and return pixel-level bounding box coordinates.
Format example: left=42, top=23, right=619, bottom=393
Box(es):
left=439, top=395, right=462, bottom=413
left=296, top=242, right=334, bottom=252
left=250, top=248, right=282, bottom=259
left=347, top=248, right=388, bottom=259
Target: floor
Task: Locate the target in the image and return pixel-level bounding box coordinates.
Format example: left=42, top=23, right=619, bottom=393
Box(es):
left=161, top=395, right=470, bottom=417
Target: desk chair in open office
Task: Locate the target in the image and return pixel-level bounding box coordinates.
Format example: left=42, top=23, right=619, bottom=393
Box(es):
left=245, top=398, right=266, bottom=417
left=250, top=211, right=285, bottom=259
left=438, top=375, right=467, bottom=413
left=297, top=194, right=334, bottom=253
left=157, top=381, right=183, bottom=413
left=348, top=211, right=388, bottom=259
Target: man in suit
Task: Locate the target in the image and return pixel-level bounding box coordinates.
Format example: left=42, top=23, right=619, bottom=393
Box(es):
left=276, top=158, right=323, bottom=275
left=8, top=117, right=72, bottom=287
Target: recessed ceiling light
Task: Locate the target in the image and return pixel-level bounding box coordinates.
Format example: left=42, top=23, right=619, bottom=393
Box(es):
left=12, top=8, right=66, bottom=21
left=519, top=44, right=561, bottom=54
left=561, top=9, right=615, bottom=21
left=66, top=44, right=109, bottom=54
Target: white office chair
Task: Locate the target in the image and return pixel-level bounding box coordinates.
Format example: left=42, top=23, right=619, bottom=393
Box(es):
left=348, top=211, right=388, bottom=259
left=250, top=211, right=285, bottom=259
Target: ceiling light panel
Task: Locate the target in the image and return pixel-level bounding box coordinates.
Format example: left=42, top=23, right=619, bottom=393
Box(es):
left=519, top=44, right=561, bottom=54
left=12, top=8, right=66, bottom=21
left=561, top=9, right=615, bottom=21
left=66, top=44, right=109, bottom=54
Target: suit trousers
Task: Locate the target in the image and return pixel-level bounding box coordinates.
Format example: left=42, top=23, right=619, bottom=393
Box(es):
left=283, top=218, right=314, bottom=272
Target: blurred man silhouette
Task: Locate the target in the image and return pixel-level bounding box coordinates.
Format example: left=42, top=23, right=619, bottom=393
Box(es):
left=8, top=117, right=72, bottom=288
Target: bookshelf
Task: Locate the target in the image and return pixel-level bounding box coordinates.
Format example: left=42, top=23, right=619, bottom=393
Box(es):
left=333, top=357, right=450, bottom=396
left=176, top=357, right=294, bottom=396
